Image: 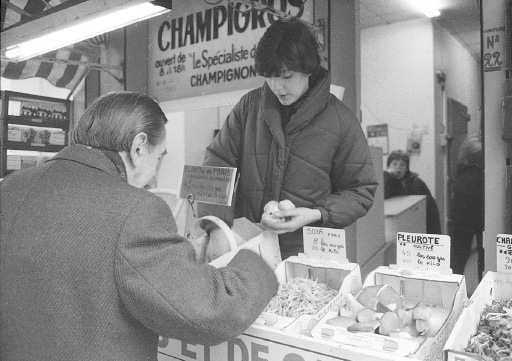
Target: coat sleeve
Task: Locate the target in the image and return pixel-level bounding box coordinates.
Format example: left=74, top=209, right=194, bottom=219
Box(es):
left=199, top=99, right=247, bottom=223
left=383, top=171, right=404, bottom=199
left=203, top=98, right=246, bottom=168
left=114, top=195, right=278, bottom=346
left=314, top=106, right=378, bottom=228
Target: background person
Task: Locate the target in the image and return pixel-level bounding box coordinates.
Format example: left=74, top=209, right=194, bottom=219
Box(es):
left=201, top=17, right=377, bottom=260
left=0, top=91, right=278, bottom=361
left=384, top=149, right=441, bottom=234
left=449, top=133, right=484, bottom=276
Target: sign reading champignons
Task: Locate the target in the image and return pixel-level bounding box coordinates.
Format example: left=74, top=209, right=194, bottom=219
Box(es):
left=148, top=1, right=313, bottom=102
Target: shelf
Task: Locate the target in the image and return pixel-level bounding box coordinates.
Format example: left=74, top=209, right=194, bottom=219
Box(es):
left=5, top=141, right=65, bottom=153
left=4, top=115, right=68, bottom=130
left=1, top=90, right=71, bottom=178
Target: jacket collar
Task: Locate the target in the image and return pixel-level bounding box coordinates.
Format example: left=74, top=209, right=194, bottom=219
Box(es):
left=402, top=170, right=419, bottom=181
left=50, top=145, right=128, bottom=182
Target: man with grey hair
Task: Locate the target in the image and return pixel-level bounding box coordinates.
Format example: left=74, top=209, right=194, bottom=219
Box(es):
left=0, top=91, right=278, bottom=361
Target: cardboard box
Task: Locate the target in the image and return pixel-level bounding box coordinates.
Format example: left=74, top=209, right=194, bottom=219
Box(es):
left=158, top=326, right=419, bottom=361
left=310, top=266, right=467, bottom=361
left=311, top=309, right=422, bottom=357
left=157, top=258, right=362, bottom=361
left=254, top=256, right=362, bottom=334
left=443, top=271, right=512, bottom=361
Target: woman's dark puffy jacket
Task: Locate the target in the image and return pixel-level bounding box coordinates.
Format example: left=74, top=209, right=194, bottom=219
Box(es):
left=203, top=67, right=378, bottom=257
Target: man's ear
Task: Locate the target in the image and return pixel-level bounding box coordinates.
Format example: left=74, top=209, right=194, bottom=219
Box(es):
left=130, top=132, right=149, bottom=165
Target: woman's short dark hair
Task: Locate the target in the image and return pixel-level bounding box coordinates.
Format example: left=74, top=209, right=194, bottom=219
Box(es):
left=387, top=150, right=410, bottom=169
left=69, top=91, right=167, bottom=152
left=255, top=17, right=320, bottom=77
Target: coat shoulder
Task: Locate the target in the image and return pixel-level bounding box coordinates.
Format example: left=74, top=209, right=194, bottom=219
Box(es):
left=238, top=88, right=263, bottom=107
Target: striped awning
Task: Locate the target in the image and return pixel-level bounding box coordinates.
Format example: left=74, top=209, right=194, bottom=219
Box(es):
left=1, top=0, right=108, bottom=91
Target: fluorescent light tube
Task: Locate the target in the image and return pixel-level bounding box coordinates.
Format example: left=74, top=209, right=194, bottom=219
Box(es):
left=3, top=3, right=170, bottom=62
left=410, top=0, right=441, bottom=18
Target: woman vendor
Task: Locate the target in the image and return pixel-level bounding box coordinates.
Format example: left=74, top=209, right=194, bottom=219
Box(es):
left=201, top=17, right=378, bottom=259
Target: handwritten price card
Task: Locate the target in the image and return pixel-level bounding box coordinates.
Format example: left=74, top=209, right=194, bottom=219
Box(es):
left=497, top=234, right=512, bottom=274
left=303, top=227, right=347, bottom=262
left=397, top=232, right=451, bottom=274
left=180, top=165, right=236, bottom=206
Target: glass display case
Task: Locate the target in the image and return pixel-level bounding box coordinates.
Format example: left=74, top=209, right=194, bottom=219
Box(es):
left=0, top=91, right=71, bottom=178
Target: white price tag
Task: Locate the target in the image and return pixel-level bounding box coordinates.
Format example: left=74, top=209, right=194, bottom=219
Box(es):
left=397, top=232, right=451, bottom=274
left=497, top=234, right=512, bottom=273
left=8, top=100, right=22, bottom=116
left=303, top=227, right=347, bottom=262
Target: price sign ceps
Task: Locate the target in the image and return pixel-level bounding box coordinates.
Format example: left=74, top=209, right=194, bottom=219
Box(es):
left=303, top=227, right=347, bottom=262
left=180, top=165, right=237, bottom=206
left=397, top=232, right=451, bottom=274
left=497, top=234, right=512, bottom=274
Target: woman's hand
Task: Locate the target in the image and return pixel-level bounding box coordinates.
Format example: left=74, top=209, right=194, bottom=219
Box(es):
left=260, top=207, right=322, bottom=234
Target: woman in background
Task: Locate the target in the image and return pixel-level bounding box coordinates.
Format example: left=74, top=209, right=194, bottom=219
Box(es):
left=384, top=149, right=441, bottom=234
left=449, top=133, right=484, bottom=276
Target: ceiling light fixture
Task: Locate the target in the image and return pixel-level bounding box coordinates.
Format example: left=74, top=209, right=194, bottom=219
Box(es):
left=410, top=0, right=441, bottom=18
left=1, top=0, right=171, bottom=63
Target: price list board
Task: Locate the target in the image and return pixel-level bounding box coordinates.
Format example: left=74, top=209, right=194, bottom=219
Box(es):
left=396, top=232, right=451, bottom=274
left=497, top=234, right=512, bottom=273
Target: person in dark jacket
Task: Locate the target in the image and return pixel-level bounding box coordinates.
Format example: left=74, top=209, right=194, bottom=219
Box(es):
left=384, top=149, right=441, bottom=234
left=449, top=133, right=484, bottom=275
left=0, top=91, right=278, bottom=361
left=201, top=18, right=378, bottom=259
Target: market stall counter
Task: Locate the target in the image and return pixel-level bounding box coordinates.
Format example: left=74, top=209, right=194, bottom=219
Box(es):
left=158, top=259, right=362, bottom=360
left=158, top=225, right=363, bottom=361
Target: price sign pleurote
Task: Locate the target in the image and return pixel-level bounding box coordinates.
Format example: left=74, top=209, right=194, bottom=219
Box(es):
left=303, top=227, right=347, bottom=262
left=497, top=234, right=512, bottom=274
left=396, top=232, right=451, bottom=274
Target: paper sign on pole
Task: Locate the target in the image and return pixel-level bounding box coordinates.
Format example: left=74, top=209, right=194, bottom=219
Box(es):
left=180, top=165, right=236, bottom=206
left=303, top=227, right=347, bottom=262
left=497, top=234, right=512, bottom=273
left=396, top=232, right=451, bottom=274
left=366, top=124, right=389, bottom=154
